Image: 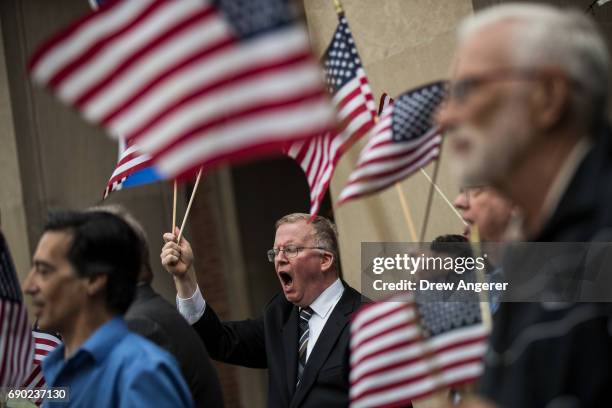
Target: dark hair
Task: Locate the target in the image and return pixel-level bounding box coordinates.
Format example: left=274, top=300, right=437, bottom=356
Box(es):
left=44, top=210, right=141, bottom=315
left=430, top=234, right=474, bottom=259
left=88, top=204, right=153, bottom=283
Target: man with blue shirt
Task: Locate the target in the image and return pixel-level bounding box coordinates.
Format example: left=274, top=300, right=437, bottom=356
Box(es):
left=22, top=211, right=193, bottom=407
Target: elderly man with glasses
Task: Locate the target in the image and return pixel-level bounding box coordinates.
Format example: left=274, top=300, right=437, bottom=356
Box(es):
left=437, top=3, right=612, bottom=408
left=453, top=186, right=515, bottom=242
left=160, top=213, right=361, bottom=408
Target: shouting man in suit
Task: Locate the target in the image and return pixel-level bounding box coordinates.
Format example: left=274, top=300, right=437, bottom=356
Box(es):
left=161, top=213, right=362, bottom=408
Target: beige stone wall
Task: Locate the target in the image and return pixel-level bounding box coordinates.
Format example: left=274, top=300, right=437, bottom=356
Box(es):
left=0, top=18, right=31, bottom=281
left=302, top=0, right=473, bottom=289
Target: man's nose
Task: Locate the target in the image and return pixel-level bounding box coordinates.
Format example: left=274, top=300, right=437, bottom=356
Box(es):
left=434, top=97, right=463, bottom=133
left=454, top=191, right=469, bottom=211
left=22, top=270, right=38, bottom=295
left=276, top=252, right=289, bottom=264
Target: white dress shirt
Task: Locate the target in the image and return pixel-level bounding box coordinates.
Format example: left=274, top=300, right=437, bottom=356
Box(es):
left=177, top=278, right=345, bottom=361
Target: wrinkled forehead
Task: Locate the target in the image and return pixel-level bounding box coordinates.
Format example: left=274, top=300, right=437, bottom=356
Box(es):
left=274, top=220, right=315, bottom=246
left=453, top=21, right=519, bottom=78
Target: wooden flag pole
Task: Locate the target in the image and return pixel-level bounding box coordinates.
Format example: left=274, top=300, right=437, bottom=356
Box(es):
left=172, top=180, right=178, bottom=232
left=394, top=183, right=418, bottom=242
left=419, top=168, right=468, bottom=226
left=419, top=157, right=441, bottom=242
left=177, top=168, right=203, bottom=243
left=370, top=110, right=419, bottom=242
left=470, top=226, right=493, bottom=331
left=332, top=0, right=344, bottom=15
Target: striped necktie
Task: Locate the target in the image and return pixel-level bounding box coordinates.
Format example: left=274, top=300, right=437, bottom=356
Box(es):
left=297, top=306, right=314, bottom=386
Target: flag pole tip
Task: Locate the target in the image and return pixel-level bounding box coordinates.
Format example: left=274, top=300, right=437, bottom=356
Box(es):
left=332, top=0, right=344, bottom=16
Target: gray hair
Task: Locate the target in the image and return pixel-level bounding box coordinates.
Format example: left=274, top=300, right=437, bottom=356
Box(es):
left=458, top=3, right=610, bottom=128
left=275, top=213, right=340, bottom=273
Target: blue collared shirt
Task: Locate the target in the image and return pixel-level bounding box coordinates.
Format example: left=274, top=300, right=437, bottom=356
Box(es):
left=42, top=317, right=193, bottom=407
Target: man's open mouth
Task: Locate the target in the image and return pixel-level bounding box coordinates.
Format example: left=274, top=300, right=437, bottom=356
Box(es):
left=279, top=272, right=293, bottom=286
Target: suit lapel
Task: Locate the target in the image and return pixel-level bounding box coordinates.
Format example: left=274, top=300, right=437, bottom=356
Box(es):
left=290, top=286, right=359, bottom=408
left=282, top=305, right=299, bottom=399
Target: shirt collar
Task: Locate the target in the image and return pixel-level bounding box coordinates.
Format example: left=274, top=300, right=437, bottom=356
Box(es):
left=307, top=278, right=344, bottom=319
left=540, top=137, right=592, bottom=229
left=42, top=317, right=127, bottom=384
left=76, top=317, right=128, bottom=363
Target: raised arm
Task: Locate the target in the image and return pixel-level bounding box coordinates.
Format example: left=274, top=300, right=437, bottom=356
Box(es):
left=161, top=228, right=198, bottom=299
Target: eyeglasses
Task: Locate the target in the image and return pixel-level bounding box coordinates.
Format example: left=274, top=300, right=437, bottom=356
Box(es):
left=447, top=69, right=553, bottom=104
left=266, top=245, right=330, bottom=263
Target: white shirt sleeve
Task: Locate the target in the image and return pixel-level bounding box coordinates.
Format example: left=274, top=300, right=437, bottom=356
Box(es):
left=176, top=285, right=206, bottom=325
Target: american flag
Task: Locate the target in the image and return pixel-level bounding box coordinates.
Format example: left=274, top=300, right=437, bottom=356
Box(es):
left=103, top=137, right=162, bottom=198
left=338, top=82, right=446, bottom=205
left=21, top=329, right=62, bottom=406
left=29, top=0, right=335, bottom=181
left=285, top=13, right=375, bottom=217
left=350, top=294, right=489, bottom=407
left=90, top=0, right=161, bottom=199
left=377, top=93, right=393, bottom=116
left=0, top=231, right=34, bottom=388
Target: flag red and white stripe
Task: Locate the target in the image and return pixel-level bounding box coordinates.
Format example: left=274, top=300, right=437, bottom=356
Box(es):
left=103, top=137, right=158, bottom=198
left=29, top=0, right=335, bottom=180
left=21, top=330, right=62, bottom=406
left=350, top=295, right=489, bottom=408
left=0, top=232, right=34, bottom=388
left=0, top=302, right=33, bottom=388
left=338, top=83, right=445, bottom=205
left=377, top=92, right=393, bottom=116
left=285, top=14, right=375, bottom=217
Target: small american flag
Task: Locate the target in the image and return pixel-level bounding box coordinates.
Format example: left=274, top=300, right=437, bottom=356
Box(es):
left=103, top=137, right=162, bottom=198
left=350, top=294, right=489, bottom=407
left=285, top=13, right=375, bottom=217
left=0, top=231, right=34, bottom=388
left=21, top=329, right=62, bottom=406
left=29, top=0, right=335, bottom=181
left=338, top=82, right=446, bottom=205
left=377, top=93, right=393, bottom=116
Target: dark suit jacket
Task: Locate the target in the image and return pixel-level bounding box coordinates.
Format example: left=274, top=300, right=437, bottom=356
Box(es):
left=193, top=281, right=362, bottom=408
left=125, top=283, right=224, bottom=408
left=481, top=125, right=612, bottom=408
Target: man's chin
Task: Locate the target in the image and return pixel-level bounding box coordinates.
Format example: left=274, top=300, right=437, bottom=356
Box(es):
left=283, top=292, right=307, bottom=307
left=36, top=317, right=58, bottom=333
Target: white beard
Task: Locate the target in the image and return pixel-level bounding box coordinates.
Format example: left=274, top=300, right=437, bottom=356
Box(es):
left=449, top=97, right=533, bottom=188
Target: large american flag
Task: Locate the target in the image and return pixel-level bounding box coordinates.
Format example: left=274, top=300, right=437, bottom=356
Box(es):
left=285, top=13, right=375, bottom=217
left=21, top=329, right=62, bottom=406
left=88, top=0, right=162, bottom=199
left=29, top=0, right=335, bottom=180
left=350, top=293, right=489, bottom=407
left=0, top=232, right=34, bottom=388
left=338, top=82, right=446, bottom=205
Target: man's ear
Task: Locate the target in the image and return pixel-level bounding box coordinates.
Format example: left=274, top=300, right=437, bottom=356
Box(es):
left=320, top=251, right=334, bottom=272
left=85, top=274, right=108, bottom=297
left=531, top=73, right=570, bottom=130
